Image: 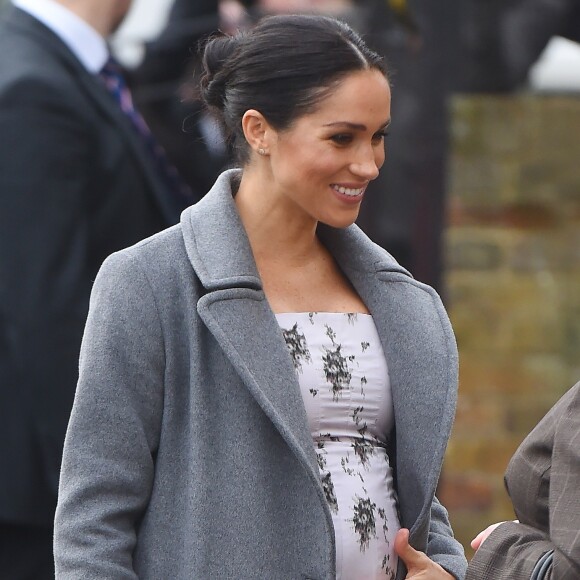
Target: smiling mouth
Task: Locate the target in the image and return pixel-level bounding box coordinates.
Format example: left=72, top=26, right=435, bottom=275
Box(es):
left=331, top=184, right=366, bottom=197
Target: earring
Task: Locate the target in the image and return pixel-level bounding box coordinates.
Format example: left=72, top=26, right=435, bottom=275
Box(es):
left=258, top=148, right=266, bottom=156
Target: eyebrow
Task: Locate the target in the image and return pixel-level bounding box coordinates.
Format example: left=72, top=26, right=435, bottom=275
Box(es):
left=323, top=120, right=392, bottom=131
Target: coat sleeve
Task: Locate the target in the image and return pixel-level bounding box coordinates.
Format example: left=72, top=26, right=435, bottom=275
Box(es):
left=426, top=495, right=468, bottom=580
left=54, top=250, right=165, bottom=579
left=466, top=383, right=580, bottom=580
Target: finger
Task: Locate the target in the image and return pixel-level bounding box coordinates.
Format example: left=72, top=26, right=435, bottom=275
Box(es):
left=471, top=522, right=505, bottom=551
left=470, top=531, right=484, bottom=551
left=394, top=527, right=410, bottom=558
left=395, top=528, right=425, bottom=570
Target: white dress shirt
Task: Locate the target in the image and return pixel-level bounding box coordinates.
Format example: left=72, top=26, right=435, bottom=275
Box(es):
left=12, top=0, right=108, bottom=73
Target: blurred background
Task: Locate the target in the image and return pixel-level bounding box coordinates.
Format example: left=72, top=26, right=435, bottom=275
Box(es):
left=2, top=0, right=579, bottom=557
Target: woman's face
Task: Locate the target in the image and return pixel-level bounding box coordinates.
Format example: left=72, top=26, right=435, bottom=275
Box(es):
left=266, top=68, right=391, bottom=229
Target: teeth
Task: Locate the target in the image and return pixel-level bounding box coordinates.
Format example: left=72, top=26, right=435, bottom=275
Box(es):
left=332, top=185, right=364, bottom=197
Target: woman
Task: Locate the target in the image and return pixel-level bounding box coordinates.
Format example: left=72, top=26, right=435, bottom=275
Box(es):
left=467, top=381, right=580, bottom=580
left=54, top=14, right=466, bottom=580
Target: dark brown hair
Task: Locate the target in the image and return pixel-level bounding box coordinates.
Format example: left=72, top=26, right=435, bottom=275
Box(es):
left=199, top=14, right=387, bottom=164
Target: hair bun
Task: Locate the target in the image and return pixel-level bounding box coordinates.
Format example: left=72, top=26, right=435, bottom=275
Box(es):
left=200, top=34, right=240, bottom=110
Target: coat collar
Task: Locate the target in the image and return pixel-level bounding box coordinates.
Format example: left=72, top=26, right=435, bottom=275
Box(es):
left=181, top=168, right=411, bottom=290
left=181, top=170, right=458, bottom=544
left=181, top=170, right=262, bottom=291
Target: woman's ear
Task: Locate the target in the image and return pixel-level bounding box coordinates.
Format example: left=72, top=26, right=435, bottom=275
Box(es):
left=241, top=109, right=273, bottom=156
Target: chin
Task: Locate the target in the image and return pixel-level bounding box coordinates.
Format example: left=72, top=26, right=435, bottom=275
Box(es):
left=321, top=212, right=360, bottom=229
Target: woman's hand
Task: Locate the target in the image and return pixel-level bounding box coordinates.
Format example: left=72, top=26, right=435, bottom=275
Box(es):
left=470, top=520, right=518, bottom=551
left=395, top=528, right=455, bottom=579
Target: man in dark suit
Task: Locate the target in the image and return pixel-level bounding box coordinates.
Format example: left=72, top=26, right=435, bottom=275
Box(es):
left=0, top=0, right=185, bottom=576
left=467, top=381, right=580, bottom=579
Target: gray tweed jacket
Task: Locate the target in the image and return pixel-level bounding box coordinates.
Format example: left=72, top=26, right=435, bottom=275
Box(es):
left=54, top=170, right=467, bottom=579
left=466, top=381, right=580, bottom=580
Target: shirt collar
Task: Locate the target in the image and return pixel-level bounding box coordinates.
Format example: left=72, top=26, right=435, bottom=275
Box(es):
left=12, top=0, right=109, bottom=73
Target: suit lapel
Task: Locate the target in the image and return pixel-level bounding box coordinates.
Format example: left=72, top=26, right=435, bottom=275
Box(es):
left=78, top=75, right=181, bottom=224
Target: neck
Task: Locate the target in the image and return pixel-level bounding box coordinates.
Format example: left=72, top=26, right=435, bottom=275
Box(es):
left=235, top=170, right=321, bottom=267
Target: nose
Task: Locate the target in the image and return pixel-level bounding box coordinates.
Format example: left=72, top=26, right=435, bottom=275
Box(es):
left=350, top=145, right=382, bottom=181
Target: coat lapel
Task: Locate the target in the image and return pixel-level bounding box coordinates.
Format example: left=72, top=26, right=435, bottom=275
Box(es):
left=318, top=225, right=459, bottom=540
left=369, top=273, right=458, bottom=539
left=196, top=288, right=322, bottom=481
left=181, top=171, right=321, bottom=487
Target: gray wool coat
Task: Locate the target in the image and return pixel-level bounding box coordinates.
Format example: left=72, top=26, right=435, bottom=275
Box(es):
left=54, top=170, right=467, bottom=580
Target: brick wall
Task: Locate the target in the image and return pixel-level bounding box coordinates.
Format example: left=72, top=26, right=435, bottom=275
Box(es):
left=440, top=95, right=580, bottom=555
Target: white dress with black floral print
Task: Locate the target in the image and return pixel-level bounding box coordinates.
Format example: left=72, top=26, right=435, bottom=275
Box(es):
left=276, top=312, right=400, bottom=580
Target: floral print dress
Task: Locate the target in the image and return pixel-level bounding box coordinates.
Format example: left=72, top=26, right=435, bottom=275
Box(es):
left=276, top=312, right=400, bottom=580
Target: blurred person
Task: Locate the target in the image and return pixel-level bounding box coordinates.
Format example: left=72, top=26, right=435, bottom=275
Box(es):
left=467, top=381, right=580, bottom=579
left=0, top=0, right=189, bottom=576
left=497, top=0, right=580, bottom=89
left=54, top=14, right=467, bottom=580
left=458, top=0, right=580, bottom=92
left=350, top=0, right=460, bottom=292
left=128, top=0, right=242, bottom=201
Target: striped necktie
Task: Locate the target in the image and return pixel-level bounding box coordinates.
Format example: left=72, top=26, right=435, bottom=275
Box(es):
left=99, top=57, right=195, bottom=209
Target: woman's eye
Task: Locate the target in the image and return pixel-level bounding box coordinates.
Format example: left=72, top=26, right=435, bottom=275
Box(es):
left=330, top=134, right=353, bottom=145
left=372, top=130, right=388, bottom=143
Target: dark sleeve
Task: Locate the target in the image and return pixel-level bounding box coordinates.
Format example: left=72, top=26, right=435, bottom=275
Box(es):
left=0, top=76, right=94, bottom=445
left=466, top=384, right=580, bottom=580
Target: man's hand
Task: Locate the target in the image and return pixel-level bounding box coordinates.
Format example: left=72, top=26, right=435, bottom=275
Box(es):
left=395, top=528, right=455, bottom=579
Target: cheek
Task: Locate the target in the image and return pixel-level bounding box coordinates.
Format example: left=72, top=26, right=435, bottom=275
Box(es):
left=295, top=150, right=335, bottom=180
left=310, top=147, right=348, bottom=174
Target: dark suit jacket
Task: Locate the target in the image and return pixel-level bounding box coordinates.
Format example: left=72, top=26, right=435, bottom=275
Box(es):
left=0, top=6, right=180, bottom=526
left=466, top=381, right=580, bottom=579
